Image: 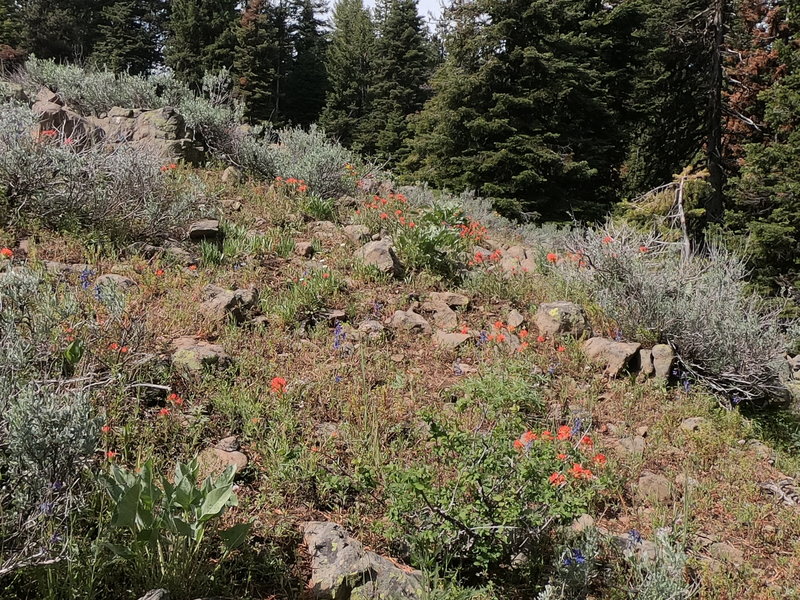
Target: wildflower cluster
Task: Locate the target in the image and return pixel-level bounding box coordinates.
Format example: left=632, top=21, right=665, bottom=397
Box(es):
left=457, top=218, right=488, bottom=243
left=355, top=193, right=414, bottom=232
left=469, top=248, right=503, bottom=267
left=479, top=320, right=531, bottom=353
left=160, top=163, right=178, bottom=172
left=513, top=425, right=607, bottom=487
left=274, top=176, right=308, bottom=194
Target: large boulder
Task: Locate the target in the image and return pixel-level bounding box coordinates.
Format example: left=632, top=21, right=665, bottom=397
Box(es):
left=583, top=337, right=642, bottom=377
left=32, top=99, right=102, bottom=146
left=534, top=301, right=592, bottom=338
left=428, top=291, right=470, bottom=308
left=355, top=238, right=403, bottom=277
left=200, top=285, right=258, bottom=324
left=302, top=521, right=423, bottom=600
left=651, top=344, right=675, bottom=379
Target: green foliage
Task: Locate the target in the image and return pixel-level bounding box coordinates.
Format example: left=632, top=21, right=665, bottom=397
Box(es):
left=406, top=0, right=624, bottom=220
left=359, top=0, right=433, bottom=162
left=0, top=103, right=200, bottom=243
left=263, top=267, right=343, bottom=326
left=319, top=0, right=375, bottom=148
left=165, top=0, right=238, bottom=89
left=91, top=0, right=165, bottom=75
left=104, top=458, right=251, bottom=594
left=17, top=0, right=103, bottom=61
left=621, top=529, right=697, bottom=600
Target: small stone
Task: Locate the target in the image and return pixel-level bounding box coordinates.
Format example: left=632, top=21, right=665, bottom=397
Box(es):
left=421, top=301, right=458, bottom=330
left=619, top=436, right=646, bottom=455
left=639, top=349, right=655, bottom=376
left=433, top=330, right=471, bottom=349
left=388, top=310, right=431, bottom=335
left=198, top=447, right=248, bottom=478
left=357, top=319, right=385, bottom=339
left=188, top=219, right=221, bottom=241
left=200, top=285, right=258, bottom=324
left=216, top=435, right=240, bottom=452
left=310, top=221, right=338, bottom=241
left=707, top=542, right=744, bottom=566
left=343, top=224, right=371, bottom=244
left=570, top=514, right=595, bottom=533
left=355, top=238, right=403, bottom=277
left=170, top=336, right=232, bottom=373
left=428, top=291, right=470, bottom=308
left=675, top=473, right=700, bottom=491
left=636, top=426, right=649, bottom=437
left=679, top=417, right=708, bottom=432
left=505, top=245, right=528, bottom=260
left=221, top=165, right=241, bottom=184
left=637, top=471, right=673, bottom=504
left=583, top=337, right=642, bottom=377
left=324, top=309, right=347, bottom=323
left=295, top=241, right=315, bottom=258
left=163, top=246, right=194, bottom=266
left=137, top=591, right=170, bottom=600
left=96, top=273, right=137, bottom=290
left=507, top=309, right=525, bottom=328
left=534, top=301, right=592, bottom=338
left=651, top=344, right=675, bottom=379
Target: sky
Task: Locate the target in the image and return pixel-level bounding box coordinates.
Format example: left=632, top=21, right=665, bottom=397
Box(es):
left=364, top=0, right=443, bottom=19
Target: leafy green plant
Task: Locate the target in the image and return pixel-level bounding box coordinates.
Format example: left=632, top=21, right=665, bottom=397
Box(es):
left=263, top=268, right=342, bottom=327
left=303, top=194, right=337, bottom=222
left=103, top=458, right=251, bottom=595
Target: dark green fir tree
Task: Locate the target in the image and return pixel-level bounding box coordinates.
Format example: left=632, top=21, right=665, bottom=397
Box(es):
left=92, top=0, right=166, bottom=74
left=283, top=0, right=328, bottom=127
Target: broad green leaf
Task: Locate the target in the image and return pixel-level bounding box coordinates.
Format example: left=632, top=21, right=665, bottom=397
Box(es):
left=219, top=522, right=252, bottom=550
left=112, top=482, right=142, bottom=530
left=199, top=485, right=232, bottom=520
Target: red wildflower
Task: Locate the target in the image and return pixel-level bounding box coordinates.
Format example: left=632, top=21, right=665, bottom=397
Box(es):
left=546, top=253, right=558, bottom=263
left=0, top=247, right=13, bottom=258
left=513, top=439, right=525, bottom=450
left=549, top=472, right=566, bottom=486
left=168, top=393, right=184, bottom=406
left=580, top=435, right=593, bottom=447
left=536, top=335, right=546, bottom=343
left=460, top=326, right=469, bottom=334
left=557, top=453, right=568, bottom=460
left=101, top=425, right=111, bottom=434
left=380, top=212, right=388, bottom=219
left=158, top=407, right=171, bottom=417
left=270, top=376, right=287, bottom=394
left=602, top=236, right=614, bottom=244
left=155, top=268, right=165, bottom=276
left=408, top=222, right=416, bottom=228
left=517, top=342, right=529, bottom=352
left=521, top=431, right=536, bottom=444
left=519, top=329, right=529, bottom=339
left=592, top=453, right=607, bottom=466
left=541, top=430, right=554, bottom=441
left=557, top=425, right=571, bottom=440
left=188, top=264, right=197, bottom=271
left=40, top=129, right=57, bottom=137
left=120, top=346, right=129, bottom=353
left=639, top=246, right=650, bottom=253
left=108, top=342, right=119, bottom=351
left=557, top=346, right=566, bottom=352
left=105, top=450, right=118, bottom=459
left=569, top=463, right=594, bottom=480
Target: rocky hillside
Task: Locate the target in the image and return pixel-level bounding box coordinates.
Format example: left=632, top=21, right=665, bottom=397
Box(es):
left=1, top=84, right=800, bottom=600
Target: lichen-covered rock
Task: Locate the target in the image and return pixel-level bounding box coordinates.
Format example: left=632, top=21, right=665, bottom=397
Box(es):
left=344, top=224, right=371, bottom=244
left=200, top=285, right=258, bottom=324
left=388, top=310, right=431, bottom=334
left=302, top=521, right=422, bottom=600
left=651, top=344, right=675, bottom=379
left=534, top=301, right=592, bottom=338
left=433, top=330, right=471, bottom=349
left=188, top=219, right=221, bottom=242
left=170, top=336, right=231, bottom=373
left=637, top=471, right=673, bottom=504
left=428, top=291, right=470, bottom=308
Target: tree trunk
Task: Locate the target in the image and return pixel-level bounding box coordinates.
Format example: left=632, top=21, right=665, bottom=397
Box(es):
left=706, top=0, right=725, bottom=223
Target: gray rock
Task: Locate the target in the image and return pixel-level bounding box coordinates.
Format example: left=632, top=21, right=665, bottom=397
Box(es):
left=216, top=435, right=240, bottom=452
left=295, top=241, right=315, bottom=258
left=221, top=166, right=241, bottom=184
left=788, top=355, right=800, bottom=381
left=302, top=521, right=423, bottom=600
left=311, top=221, right=338, bottom=241
left=421, top=301, right=458, bottom=330
left=357, top=319, right=385, bottom=339
left=355, top=239, right=403, bottom=276
left=534, top=301, right=592, bottom=338
left=170, top=336, right=231, bottom=373
left=583, top=337, right=642, bottom=377
left=200, top=285, right=258, bottom=324
left=637, top=471, right=673, bottom=504
left=344, top=224, right=371, bottom=245
left=707, top=542, right=744, bottom=566
left=507, top=309, right=525, bottom=329
left=137, top=590, right=169, bottom=600
left=388, top=310, right=431, bottom=335
left=428, top=291, right=470, bottom=308
left=188, top=219, right=221, bottom=242
left=505, top=245, right=529, bottom=261
left=618, top=436, right=646, bottom=455
left=651, top=344, right=675, bottom=379
left=679, top=417, right=708, bottom=432
left=639, top=349, right=655, bottom=377
left=96, top=273, right=137, bottom=291
left=36, top=87, right=61, bottom=105
left=198, top=447, right=248, bottom=478
left=433, top=330, right=471, bottom=349
left=570, top=514, right=595, bottom=533
left=43, top=261, right=91, bottom=275
left=163, top=246, right=194, bottom=266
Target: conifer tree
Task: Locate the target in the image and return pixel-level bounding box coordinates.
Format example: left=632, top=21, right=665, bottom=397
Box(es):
left=18, top=0, right=103, bottom=60
left=407, top=0, right=621, bottom=219
left=0, top=0, right=22, bottom=50
left=359, top=0, right=432, bottom=162
left=283, top=0, right=328, bottom=126
left=92, top=0, right=166, bottom=74
left=165, top=0, right=238, bottom=88
left=320, top=0, right=374, bottom=148
left=234, top=0, right=282, bottom=122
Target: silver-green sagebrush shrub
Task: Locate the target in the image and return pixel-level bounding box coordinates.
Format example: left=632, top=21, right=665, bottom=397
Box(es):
left=0, top=103, right=201, bottom=243
left=103, top=459, right=251, bottom=594
left=554, top=222, right=796, bottom=404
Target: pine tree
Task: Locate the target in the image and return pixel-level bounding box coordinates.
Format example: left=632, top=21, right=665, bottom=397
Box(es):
left=406, top=0, right=621, bottom=219
left=359, top=0, right=432, bottom=162
left=319, top=0, right=374, bottom=148
left=92, top=0, right=166, bottom=75
left=165, top=0, right=238, bottom=89
left=234, top=0, right=282, bottom=122
left=18, top=0, right=103, bottom=60
left=0, top=0, right=22, bottom=50
left=283, top=0, right=328, bottom=127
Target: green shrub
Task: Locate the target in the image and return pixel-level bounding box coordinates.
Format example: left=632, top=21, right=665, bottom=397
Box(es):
left=19, top=57, right=161, bottom=114
left=263, top=268, right=343, bottom=327
left=0, top=103, right=201, bottom=243
left=103, top=458, right=251, bottom=596
left=554, top=222, right=798, bottom=404
left=622, top=529, right=697, bottom=600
